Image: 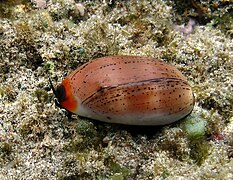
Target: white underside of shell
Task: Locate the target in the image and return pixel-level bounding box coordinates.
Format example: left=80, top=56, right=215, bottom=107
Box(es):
left=76, top=103, right=193, bottom=125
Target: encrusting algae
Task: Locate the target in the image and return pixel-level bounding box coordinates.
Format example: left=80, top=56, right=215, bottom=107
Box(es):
left=0, top=0, right=232, bottom=179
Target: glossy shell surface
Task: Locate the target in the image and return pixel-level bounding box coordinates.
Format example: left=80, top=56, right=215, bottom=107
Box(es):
left=58, top=56, right=194, bottom=125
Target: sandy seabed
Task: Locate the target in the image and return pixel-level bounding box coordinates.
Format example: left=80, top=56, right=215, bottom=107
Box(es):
left=0, top=0, right=232, bottom=179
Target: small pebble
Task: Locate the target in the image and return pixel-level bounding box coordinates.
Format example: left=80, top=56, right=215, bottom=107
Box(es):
left=74, top=3, right=85, bottom=17
left=33, top=0, right=47, bottom=9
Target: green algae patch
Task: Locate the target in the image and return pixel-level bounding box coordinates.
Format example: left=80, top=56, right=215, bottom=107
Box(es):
left=109, top=162, right=132, bottom=179
left=44, top=61, right=55, bottom=74
left=181, top=114, right=207, bottom=140
left=181, top=113, right=212, bottom=165
left=190, top=139, right=211, bottom=166
left=0, top=142, right=12, bottom=156
left=34, top=89, right=50, bottom=104
left=65, top=120, right=100, bottom=152
left=156, top=127, right=190, bottom=161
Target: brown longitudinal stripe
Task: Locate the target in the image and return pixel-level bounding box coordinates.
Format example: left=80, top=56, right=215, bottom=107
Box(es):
left=81, top=77, right=187, bottom=105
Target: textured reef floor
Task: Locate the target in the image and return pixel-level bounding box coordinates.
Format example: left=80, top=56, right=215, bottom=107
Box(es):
left=0, top=0, right=232, bottom=179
